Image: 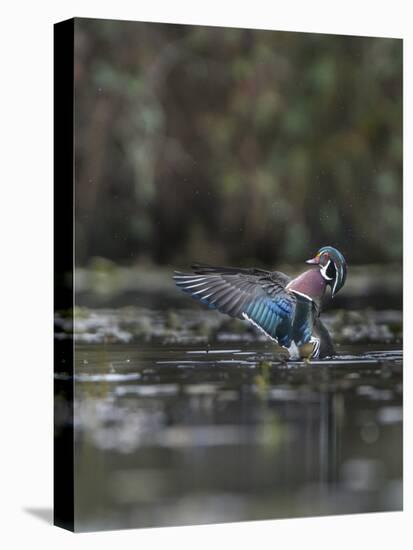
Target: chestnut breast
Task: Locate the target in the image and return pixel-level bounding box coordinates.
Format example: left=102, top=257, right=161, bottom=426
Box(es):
left=286, top=268, right=327, bottom=302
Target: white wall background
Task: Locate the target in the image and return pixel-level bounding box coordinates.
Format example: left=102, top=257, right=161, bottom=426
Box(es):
left=0, top=1, right=410, bottom=548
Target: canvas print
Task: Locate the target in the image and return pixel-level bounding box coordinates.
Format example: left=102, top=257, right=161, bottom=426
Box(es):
left=54, top=17, right=403, bottom=532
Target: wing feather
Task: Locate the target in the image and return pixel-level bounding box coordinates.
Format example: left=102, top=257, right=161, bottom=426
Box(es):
left=173, top=264, right=315, bottom=347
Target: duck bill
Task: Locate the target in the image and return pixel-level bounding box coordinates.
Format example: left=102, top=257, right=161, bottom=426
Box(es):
left=306, top=256, right=320, bottom=265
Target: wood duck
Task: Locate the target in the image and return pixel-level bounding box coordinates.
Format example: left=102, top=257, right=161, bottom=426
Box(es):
left=173, top=246, right=347, bottom=360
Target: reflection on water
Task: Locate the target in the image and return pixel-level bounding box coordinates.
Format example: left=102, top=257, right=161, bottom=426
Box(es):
left=66, top=337, right=402, bottom=532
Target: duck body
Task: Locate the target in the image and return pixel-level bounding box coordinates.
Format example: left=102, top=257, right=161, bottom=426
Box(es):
left=173, top=247, right=347, bottom=360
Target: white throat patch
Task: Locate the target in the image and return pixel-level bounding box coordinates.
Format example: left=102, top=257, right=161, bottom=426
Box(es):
left=320, top=259, right=333, bottom=281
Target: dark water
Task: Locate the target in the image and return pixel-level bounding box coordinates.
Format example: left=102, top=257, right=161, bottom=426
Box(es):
left=67, top=333, right=402, bottom=531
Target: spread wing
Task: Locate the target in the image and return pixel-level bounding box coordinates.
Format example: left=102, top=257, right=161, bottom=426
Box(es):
left=173, top=264, right=301, bottom=347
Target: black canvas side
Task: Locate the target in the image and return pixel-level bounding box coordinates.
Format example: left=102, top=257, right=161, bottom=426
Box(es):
left=53, top=18, right=75, bottom=532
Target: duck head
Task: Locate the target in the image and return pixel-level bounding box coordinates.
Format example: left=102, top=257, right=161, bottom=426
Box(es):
left=306, top=246, right=347, bottom=298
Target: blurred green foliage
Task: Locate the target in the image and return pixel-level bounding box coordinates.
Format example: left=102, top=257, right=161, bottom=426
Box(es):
left=74, top=19, right=402, bottom=267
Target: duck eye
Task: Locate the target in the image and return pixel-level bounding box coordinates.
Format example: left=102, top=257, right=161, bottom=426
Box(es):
left=326, top=260, right=336, bottom=280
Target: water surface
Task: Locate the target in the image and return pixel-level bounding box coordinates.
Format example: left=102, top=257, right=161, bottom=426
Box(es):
left=63, top=313, right=402, bottom=531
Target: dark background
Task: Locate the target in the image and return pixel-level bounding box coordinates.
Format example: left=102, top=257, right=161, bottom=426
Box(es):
left=68, top=20, right=403, bottom=531
left=74, top=19, right=402, bottom=271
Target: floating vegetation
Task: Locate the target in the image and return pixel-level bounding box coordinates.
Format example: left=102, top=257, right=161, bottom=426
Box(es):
left=55, top=306, right=403, bottom=347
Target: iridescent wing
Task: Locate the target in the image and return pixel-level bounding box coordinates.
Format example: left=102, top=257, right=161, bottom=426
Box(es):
left=174, top=264, right=308, bottom=347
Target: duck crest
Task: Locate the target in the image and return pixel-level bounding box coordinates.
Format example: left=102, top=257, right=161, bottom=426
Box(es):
left=286, top=268, right=327, bottom=304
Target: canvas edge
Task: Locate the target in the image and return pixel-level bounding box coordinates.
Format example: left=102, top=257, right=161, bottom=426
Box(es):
left=53, top=17, right=75, bottom=533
